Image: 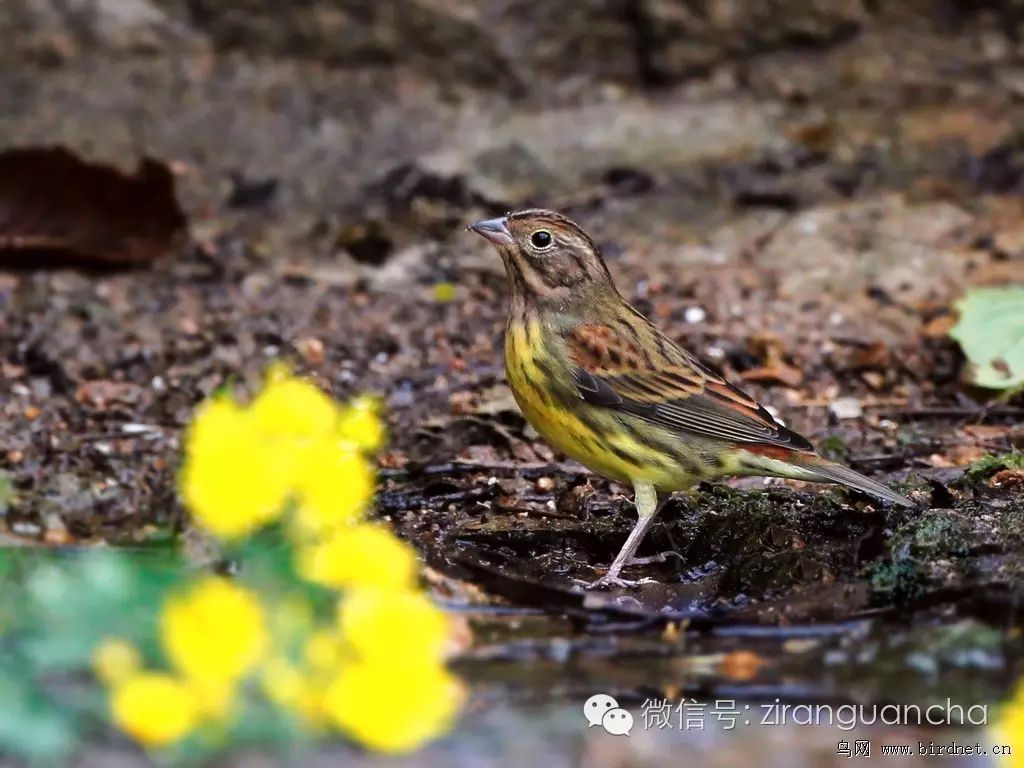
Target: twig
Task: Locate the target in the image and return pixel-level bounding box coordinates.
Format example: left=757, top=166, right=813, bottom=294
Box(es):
left=874, top=406, right=1024, bottom=422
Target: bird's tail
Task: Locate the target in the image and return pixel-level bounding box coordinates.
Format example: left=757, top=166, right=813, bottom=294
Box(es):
left=796, top=457, right=914, bottom=508
left=738, top=451, right=914, bottom=508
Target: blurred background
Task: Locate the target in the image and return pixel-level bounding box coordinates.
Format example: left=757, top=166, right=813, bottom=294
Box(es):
left=2, top=1, right=1024, bottom=765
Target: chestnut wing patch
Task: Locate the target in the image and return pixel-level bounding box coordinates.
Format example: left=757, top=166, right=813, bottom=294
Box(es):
left=568, top=324, right=814, bottom=452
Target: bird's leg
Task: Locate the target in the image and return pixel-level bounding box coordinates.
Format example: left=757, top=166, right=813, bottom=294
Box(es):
left=627, top=489, right=693, bottom=566
left=585, top=482, right=668, bottom=589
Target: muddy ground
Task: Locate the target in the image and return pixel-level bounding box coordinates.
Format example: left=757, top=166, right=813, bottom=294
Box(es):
left=2, top=0, right=1024, bottom=764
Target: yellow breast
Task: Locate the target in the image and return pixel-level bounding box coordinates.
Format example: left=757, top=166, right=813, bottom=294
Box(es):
left=504, top=320, right=698, bottom=490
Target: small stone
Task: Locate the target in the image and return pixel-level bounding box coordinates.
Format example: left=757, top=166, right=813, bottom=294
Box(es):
left=829, top=397, right=863, bottom=420
left=11, top=521, right=41, bottom=537
left=536, top=476, right=555, bottom=492
left=122, top=423, right=156, bottom=435
left=683, top=306, right=707, bottom=324
left=296, top=336, right=325, bottom=366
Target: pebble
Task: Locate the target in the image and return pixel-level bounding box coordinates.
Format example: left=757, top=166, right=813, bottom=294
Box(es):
left=122, top=423, right=157, bottom=435
left=296, top=336, right=325, bottom=366
left=684, top=306, right=707, bottom=324
left=829, top=397, right=863, bottom=420
left=11, top=521, right=41, bottom=536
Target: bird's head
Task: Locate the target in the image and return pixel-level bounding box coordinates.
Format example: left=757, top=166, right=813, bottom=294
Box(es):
left=468, top=209, right=615, bottom=306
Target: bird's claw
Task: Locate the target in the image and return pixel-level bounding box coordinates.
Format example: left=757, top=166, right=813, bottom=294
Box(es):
left=626, top=551, right=683, bottom=566
left=575, top=574, right=658, bottom=590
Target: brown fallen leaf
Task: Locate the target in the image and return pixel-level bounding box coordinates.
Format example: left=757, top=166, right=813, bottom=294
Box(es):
left=990, top=469, right=1024, bottom=489
left=740, top=363, right=803, bottom=388
left=75, top=380, right=141, bottom=408
left=0, top=146, right=186, bottom=268
left=922, top=314, right=957, bottom=338
left=945, top=444, right=991, bottom=466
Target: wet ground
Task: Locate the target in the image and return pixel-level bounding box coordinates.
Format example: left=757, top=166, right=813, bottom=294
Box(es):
left=2, top=0, right=1024, bottom=764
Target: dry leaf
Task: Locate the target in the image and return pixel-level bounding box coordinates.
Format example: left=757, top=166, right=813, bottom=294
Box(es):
left=0, top=147, right=186, bottom=268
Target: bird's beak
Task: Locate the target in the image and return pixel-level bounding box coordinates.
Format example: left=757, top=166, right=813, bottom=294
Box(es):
left=467, top=216, right=513, bottom=247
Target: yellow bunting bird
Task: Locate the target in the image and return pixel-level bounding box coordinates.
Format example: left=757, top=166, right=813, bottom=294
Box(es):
left=468, top=209, right=912, bottom=589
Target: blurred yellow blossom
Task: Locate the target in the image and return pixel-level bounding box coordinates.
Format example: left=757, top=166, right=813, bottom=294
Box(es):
left=298, top=524, right=417, bottom=591
left=110, top=672, right=200, bottom=747
left=323, top=659, right=462, bottom=753
left=433, top=281, right=457, bottom=303
left=93, top=638, right=142, bottom=686
left=180, top=398, right=290, bottom=539
left=180, top=367, right=382, bottom=541
left=250, top=372, right=338, bottom=444
left=162, top=577, right=268, bottom=687
left=337, top=396, right=385, bottom=452
left=339, top=588, right=449, bottom=664
left=140, top=365, right=463, bottom=755
left=293, top=443, right=373, bottom=533
left=995, top=680, right=1024, bottom=766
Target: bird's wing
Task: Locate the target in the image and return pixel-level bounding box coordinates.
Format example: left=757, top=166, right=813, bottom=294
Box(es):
left=567, top=322, right=814, bottom=453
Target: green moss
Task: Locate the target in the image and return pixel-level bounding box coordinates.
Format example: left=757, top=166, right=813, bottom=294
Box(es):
left=869, top=559, right=927, bottom=606
left=889, top=509, right=974, bottom=559
left=818, top=435, right=849, bottom=461
left=961, top=450, right=1024, bottom=485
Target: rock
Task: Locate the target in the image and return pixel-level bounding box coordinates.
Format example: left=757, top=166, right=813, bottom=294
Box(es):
left=179, top=0, right=520, bottom=92
left=640, top=0, right=865, bottom=83
left=756, top=195, right=975, bottom=340
left=422, top=98, right=782, bottom=200
left=1, top=0, right=196, bottom=60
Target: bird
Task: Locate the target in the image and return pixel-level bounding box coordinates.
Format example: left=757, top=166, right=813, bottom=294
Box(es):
left=467, top=209, right=913, bottom=588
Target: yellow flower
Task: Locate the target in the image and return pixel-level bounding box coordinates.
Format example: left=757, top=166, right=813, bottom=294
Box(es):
left=338, top=588, right=449, bottom=664
left=293, top=442, right=373, bottom=533
left=110, top=672, right=200, bottom=748
left=250, top=372, right=338, bottom=443
left=93, top=638, right=141, bottom=686
left=298, top=524, right=418, bottom=591
left=323, top=658, right=461, bottom=753
left=995, top=681, right=1024, bottom=765
left=337, top=396, right=385, bottom=452
left=180, top=398, right=290, bottom=539
left=161, top=576, right=268, bottom=687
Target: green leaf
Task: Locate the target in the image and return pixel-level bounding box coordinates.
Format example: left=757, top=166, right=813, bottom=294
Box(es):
left=949, top=285, right=1024, bottom=390
left=0, top=676, right=76, bottom=763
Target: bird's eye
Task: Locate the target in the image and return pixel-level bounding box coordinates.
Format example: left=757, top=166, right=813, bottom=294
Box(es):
left=530, top=230, right=553, bottom=249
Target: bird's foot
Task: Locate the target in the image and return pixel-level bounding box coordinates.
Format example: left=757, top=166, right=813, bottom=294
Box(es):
left=575, top=573, right=658, bottom=590
left=626, top=551, right=683, bottom=566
